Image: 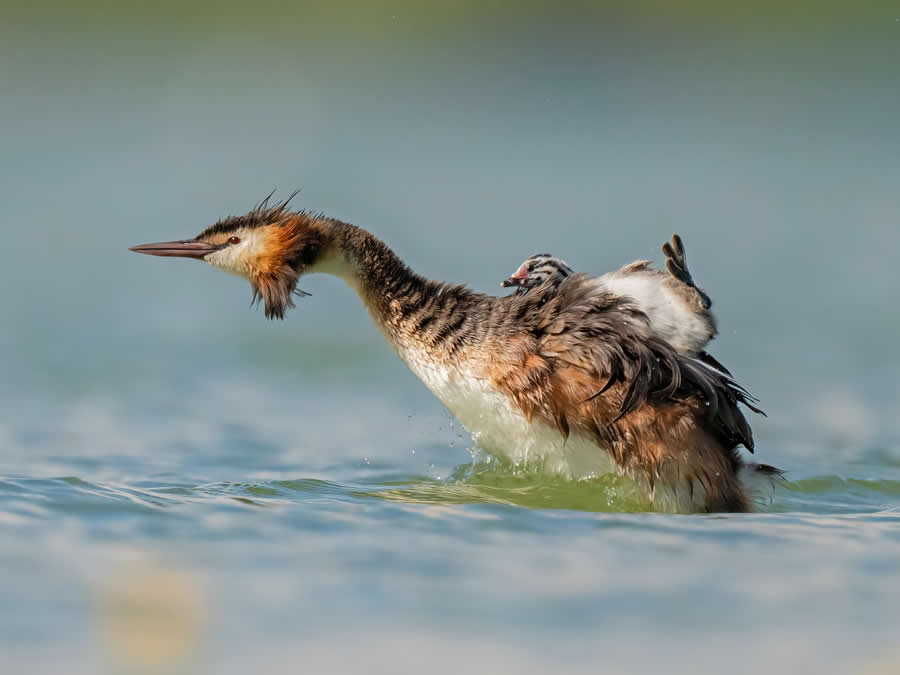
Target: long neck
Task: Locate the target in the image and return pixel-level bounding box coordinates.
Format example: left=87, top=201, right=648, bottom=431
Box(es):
left=311, top=220, right=491, bottom=363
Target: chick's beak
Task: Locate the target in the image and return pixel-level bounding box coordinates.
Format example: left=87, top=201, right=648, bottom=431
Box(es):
left=500, top=272, right=528, bottom=288
left=129, top=240, right=218, bottom=259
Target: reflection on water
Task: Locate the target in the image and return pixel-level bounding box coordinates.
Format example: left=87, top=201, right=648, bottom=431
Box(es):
left=5, top=464, right=900, bottom=519
left=0, top=464, right=898, bottom=675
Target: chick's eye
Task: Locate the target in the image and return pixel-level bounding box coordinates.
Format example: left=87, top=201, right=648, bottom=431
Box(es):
left=228, top=236, right=241, bottom=245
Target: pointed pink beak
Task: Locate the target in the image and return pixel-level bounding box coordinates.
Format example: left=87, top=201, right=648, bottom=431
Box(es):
left=129, top=240, right=219, bottom=259
left=500, top=264, right=530, bottom=288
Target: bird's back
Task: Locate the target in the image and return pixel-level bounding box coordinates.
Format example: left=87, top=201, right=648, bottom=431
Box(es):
left=597, top=262, right=717, bottom=356
left=456, top=274, right=764, bottom=511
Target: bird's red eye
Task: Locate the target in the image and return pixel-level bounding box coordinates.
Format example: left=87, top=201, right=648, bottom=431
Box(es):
left=228, top=236, right=241, bottom=245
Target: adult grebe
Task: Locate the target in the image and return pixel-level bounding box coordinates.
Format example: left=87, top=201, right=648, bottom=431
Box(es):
left=131, top=199, right=778, bottom=512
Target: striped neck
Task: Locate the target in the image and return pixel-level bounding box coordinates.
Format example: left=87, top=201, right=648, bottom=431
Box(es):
left=306, top=221, right=487, bottom=362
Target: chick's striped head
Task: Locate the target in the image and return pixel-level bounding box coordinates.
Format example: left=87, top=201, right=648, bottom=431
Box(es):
left=501, top=254, right=573, bottom=295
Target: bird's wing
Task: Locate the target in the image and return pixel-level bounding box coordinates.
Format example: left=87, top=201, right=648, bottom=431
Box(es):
left=662, top=234, right=713, bottom=310
left=497, top=274, right=760, bottom=449
left=597, top=250, right=716, bottom=355
left=486, top=274, right=763, bottom=511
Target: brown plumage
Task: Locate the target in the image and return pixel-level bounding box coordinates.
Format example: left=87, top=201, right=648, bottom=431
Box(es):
left=483, top=278, right=762, bottom=511
left=130, top=200, right=778, bottom=513
left=502, top=237, right=733, bottom=378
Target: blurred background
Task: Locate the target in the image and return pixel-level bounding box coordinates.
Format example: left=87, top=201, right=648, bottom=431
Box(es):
left=1, top=2, right=899, bottom=674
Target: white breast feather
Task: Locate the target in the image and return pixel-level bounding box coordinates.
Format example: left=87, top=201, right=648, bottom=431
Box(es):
left=399, top=347, right=594, bottom=470
left=396, top=344, right=743, bottom=512
left=597, top=270, right=710, bottom=354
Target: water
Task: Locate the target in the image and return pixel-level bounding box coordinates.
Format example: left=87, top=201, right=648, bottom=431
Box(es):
left=2, top=4, right=899, bottom=673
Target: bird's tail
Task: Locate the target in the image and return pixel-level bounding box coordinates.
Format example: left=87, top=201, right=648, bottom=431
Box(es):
left=739, top=462, right=784, bottom=508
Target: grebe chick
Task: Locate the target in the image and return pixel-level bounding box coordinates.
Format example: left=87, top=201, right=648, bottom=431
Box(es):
left=130, top=198, right=777, bottom=513
left=501, top=254, right=573, bottom=295
left=503, top=235, right=717, bottom=358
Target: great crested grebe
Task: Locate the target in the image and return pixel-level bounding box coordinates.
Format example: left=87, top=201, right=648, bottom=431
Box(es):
left=501, top=236, right=728, bottom=371
left=131, top=198, right=778, bottom=513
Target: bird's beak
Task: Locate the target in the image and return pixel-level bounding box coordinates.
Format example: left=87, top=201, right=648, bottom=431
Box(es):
left=500, top=272, right=528, bottom=288
left=129, top=240, right=218, bottom=260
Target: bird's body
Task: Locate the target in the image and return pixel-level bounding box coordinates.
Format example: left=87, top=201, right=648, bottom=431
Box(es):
left=595, top=261, right=716, bottom=357
left=131, top=199, right=777, bottom=513
left=502, top=236, right=717, bottom=357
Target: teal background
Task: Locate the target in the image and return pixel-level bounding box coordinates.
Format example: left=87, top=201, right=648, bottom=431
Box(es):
left=1, top=3, right=898, bottom=673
